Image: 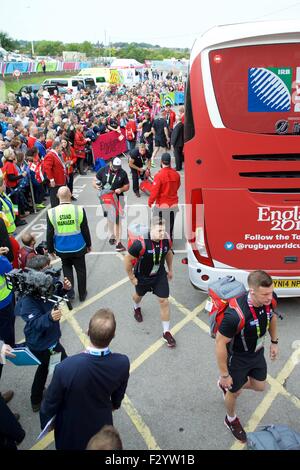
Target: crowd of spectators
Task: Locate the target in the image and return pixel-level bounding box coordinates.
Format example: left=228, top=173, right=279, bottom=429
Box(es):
left=0, top=71, right=186, bottom=225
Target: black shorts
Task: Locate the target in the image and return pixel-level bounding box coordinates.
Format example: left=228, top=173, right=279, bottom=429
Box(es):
left=228, top=348, right=267, bottom=393
left=154, top=137, right=167, bottom=148
left=135, top=273, right=169, bottom=298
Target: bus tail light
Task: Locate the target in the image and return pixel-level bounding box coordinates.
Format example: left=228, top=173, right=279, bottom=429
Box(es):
left=190, top=189, right=213, bottom=267
left=193, top=227, right=213, bottom=267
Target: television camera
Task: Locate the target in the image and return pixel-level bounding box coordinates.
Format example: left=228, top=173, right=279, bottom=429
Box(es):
left=5, top=267, right=73, bottom=310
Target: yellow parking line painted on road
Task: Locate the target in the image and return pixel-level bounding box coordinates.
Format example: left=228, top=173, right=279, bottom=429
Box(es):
left=62, top=276, right=130, bottom=321
left=31, top=431, right=54, bottom=451
left=65, top=314, right=90, bottom=348
left=130, top=300, right=207, bottom=373
left=122, top=395, right=160, bottom=450
left=192, top=316, right=210, bottom=335
left=230, top=347, right=300, bottom=450
left=267, top=374, right=300, bottom=410
left=169, top=297, right=211, bottom=336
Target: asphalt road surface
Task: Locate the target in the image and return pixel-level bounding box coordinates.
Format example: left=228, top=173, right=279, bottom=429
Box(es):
left=4, top=153, right=300, bottom=451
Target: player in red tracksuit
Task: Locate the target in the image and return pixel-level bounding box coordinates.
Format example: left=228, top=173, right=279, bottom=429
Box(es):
left=148, top=152, right=180, bottom=241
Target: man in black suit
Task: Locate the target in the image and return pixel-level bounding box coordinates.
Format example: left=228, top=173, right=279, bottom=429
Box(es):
left=171, top=115, right=184, bottom=171
left=40, top=308, right=130, bottom=450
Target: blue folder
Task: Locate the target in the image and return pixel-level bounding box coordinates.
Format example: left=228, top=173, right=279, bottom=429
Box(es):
left=7, top=348, right=41, bottom=366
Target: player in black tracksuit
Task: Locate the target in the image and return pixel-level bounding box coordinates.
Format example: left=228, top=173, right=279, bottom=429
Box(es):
left=216, top=270, right=279, bottom=443
left=124, top=217, right=176, bottom=348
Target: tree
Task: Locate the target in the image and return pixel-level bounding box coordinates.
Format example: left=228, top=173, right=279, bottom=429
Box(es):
left=78, top=41, right=95, bottom=57
left=0, top=31, right=16, bottom=51
left=35, top=41, right=64, bottom=56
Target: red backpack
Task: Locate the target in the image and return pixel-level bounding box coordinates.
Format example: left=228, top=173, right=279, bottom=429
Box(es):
left=127, top=224, right=148, bottom=266
left=139, top=169, right=153, bottom=195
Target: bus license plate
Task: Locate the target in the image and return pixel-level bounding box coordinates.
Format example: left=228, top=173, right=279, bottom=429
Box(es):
left=273, top=279, right=300, bottom=289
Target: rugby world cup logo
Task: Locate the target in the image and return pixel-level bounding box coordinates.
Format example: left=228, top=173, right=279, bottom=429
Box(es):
left=248, top=67, right=292, bottom=112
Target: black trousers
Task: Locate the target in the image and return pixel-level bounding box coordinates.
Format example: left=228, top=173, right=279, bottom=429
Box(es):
left=174, top=146, right=184, bottom=171
left=131, top=169, right=144, bottom=193
left=0, top=394, right=25, bottom=449
left=61, top=255, right=87, bottom=300
left=146, top=139, right=153, bottom=156
left=0, top=302, right=15, bottom=348
left=29, top=342, right=67, bottom=405
left=33, top=182, right=45, bottom=204
left=67, top=173, right=74, bottom=194
left=77, top=158, right=86, bottom=175
left=153, top=207, right=178, bottom=242
left=49, top=186, right=60, bottom=208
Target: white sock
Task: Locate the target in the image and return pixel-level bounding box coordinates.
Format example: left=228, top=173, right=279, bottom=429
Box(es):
left=162, top=321, right=170, bottom=333
left=134, top=303, right=141, bottom=309
left=227, top=414, right=237, bottom=423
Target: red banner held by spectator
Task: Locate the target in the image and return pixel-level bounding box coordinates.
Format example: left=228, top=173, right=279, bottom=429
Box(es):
left=92, top=130, right=127, bottom=161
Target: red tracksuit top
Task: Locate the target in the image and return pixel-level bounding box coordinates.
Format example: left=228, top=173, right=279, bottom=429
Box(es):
left=148, top=167, right=180, bottom=208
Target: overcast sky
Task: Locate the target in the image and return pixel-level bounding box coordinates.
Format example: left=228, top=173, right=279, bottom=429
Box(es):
left=1, top=0, right=300, bottom=48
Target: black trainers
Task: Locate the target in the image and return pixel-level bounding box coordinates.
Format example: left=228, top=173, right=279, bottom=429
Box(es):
left=1, top=390, right=14, bottom=403
left=134, top=307, right=143, bottom=322
left=79, top=291, right=88, bottom=302
left=217, top=379, right=227, bottom=400
left=109, top=236, right=116, bottom=245
left=134, top=191, right=141, bottom=198
left=163, top=331, right=176, bottom=348
left=224, top=415, right=247, bottom=442
left=115, top=242, right=126, bottom=252
left=31, top=402, right=41, bottom=413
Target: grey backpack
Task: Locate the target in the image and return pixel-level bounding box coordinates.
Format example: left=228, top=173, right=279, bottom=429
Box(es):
left=206, top=276, right=246, bottom=338
left=247, top=425, right=300, bottom=450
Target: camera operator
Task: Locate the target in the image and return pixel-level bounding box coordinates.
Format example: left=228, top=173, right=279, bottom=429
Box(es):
left=15, top=255, right=71, bottom=412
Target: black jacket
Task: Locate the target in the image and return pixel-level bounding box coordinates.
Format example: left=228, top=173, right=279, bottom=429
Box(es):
left=40, top=351, right=130, bottom=450
left=171, top=122, right=184, bottom=148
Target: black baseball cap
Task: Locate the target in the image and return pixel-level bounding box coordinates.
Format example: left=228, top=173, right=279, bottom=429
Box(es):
left=161, top=152, right=171, bottom=164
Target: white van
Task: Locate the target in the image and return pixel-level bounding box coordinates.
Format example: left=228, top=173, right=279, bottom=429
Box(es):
left=78, top=68, right=110, bottom=90
left=42, top=76, right=96, bottom=93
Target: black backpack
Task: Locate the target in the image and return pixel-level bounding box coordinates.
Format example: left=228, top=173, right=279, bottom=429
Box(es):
left=247, top=424, right=300, bottom=450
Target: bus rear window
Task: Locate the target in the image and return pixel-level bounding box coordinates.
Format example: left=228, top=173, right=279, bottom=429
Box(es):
left=209, top=43, right=300, bottom=134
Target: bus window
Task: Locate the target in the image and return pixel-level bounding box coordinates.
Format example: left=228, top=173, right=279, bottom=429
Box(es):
left=96, top=77, right=106, bottom=83
left=209, top=43, right=300, bottom=135
left=184, top=76, right=195, bottom=142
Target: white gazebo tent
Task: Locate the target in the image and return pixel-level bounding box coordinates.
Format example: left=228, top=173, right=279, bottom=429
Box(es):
left=110, top=58, right=144, bottom=69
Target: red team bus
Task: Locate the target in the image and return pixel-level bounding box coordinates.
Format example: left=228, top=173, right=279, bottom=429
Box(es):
left=184, top=21, right=300, bottom=296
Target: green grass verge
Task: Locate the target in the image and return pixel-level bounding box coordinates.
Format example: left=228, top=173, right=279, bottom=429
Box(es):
left=1, top=72, right=75, bottom=99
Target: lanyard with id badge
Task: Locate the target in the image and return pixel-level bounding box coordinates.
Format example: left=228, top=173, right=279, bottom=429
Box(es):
left=104, top=169, right=118, bottom=191
left=150, top=240, right=163, bottom=275
left=248, top=296, right=271, bottom=352
left=48, top=344, right=61, bottom=375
